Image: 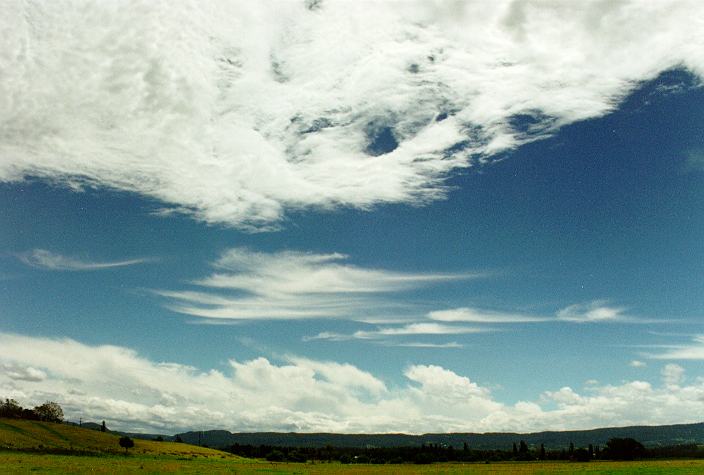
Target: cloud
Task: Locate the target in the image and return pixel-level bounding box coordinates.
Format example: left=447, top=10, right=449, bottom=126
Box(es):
left=629, top=360, right=647, bottom=368
left=1, top=1, right=702, bottom=228
left=304, top=322, right=486, bottom=346
left=3, top=332, right=704, bottom=434
left=556, top=300, right=631, bottom=323
left=649, top=335, right=704, bottom=360
left=1, top=363, right=47, bottom=382
left=662, top=364, right=685, bottom=386
left=19, top=249, right=150, bottom=271
left=159, top=247, right=471, bottom=321
left=388, top=342, right=464, bottom=349
left=428, top=307, right=546, bottom=323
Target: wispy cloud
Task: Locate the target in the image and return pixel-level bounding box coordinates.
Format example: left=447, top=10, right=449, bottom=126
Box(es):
left=19, top=249, right=150, bottom=271
left=159, top=248, right=474, bottom=321
left=648, top=335, right=704, bottom=360
left=556, top=301, right=631, bottom=323
left=305, top=323, right=488, bottom=342
left=3, top=332, right=704, bottom=434
left=1, top=2, right=702, bottom=228
left=428, top=307, right=546, bottom=323
left=305, top=300, right=656, bottom=345
left=629, top=360, right=647, bottom=368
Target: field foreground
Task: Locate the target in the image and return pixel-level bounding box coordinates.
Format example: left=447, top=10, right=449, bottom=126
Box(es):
left=2, top=454, right=704, bottom=474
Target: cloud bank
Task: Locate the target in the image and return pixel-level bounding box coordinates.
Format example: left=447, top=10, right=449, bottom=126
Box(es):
left=1, top=1, right=702, bottom=228
left=2, top=332, right=704, bottom=434
left=19, top=249, right=149, bottom=271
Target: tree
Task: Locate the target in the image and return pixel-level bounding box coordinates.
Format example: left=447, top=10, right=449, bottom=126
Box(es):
left=119, top=436, right=134, bottom=454
left=265, top=450, right=285, bottom=461
left=33, top=402, right=63, bottom=422
left=539, top=444, right=546, bottom=460
left=604, top=438, right=645, bottom=460
left=101, top=420, right=106, bottom=432
left=519, top=440, right=528, bottom=454
left=175, top=434, right=183, bottom=443
left=0, top=398, right=23, bottom=418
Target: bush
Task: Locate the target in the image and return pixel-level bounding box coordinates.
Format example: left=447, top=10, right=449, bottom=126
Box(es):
left=265, top=450, right=285, bottom=462
left=119, top=436, right=134, bottom=454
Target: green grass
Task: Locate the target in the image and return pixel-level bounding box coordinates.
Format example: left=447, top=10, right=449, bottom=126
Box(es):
left=2, top=454, right=704, bottom=474
left=0, top=418, right=238, bottom=458
left=3, top=420, right=704, bottom=473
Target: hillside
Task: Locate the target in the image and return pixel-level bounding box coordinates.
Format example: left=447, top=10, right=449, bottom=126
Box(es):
left=0, top=418, right=235, bottom=458
left=177, top=422, right=704, bottom=450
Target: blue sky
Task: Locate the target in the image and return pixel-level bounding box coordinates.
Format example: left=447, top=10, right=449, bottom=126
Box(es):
left=2, top=1, right=704, bottom=434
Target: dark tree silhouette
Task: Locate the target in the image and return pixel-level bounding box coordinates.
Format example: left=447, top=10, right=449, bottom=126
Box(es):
left=0, top=398, right=23, bottom=418
left=101, top=420, right=106, bottom=432
left=33, top=402, right=63, bottom=422
left=119, top=436, right=135, bottom=454
left=604, top=438, right=645, bottom=460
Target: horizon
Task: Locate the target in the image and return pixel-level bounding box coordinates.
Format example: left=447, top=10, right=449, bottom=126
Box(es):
left=2, top=1, right=704, bottom=435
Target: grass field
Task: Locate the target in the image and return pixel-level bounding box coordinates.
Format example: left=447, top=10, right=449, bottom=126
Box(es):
left=3, top=419, right=704, bottom=473
left=0, top=418, right=236, bottom=458
left=2, top=453, right=704, bottom=474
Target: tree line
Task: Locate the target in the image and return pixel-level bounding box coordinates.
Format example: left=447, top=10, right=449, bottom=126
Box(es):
left=224, top=437, right=704, bottom=464
left=0, top=398, right=63, bottom=423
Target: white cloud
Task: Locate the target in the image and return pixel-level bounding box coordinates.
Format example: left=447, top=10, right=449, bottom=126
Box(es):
left=159, top=247, right=471, bottom=321
left=1, top=1, right=702, bottom=228
left=662, top=364, right=685, bottom=387
left=3, top=332, right=704, bottom=434
left=1, top=363, right=47, bottom=382
left=556, top=300, right=630, bottom=323
left=19, top=249, right=150, bottom=271
left=389, top=342, right=463, bottom=349
left=304, top=322, right=486, bottom=347
left=629, top=360, right=647, bottom=368
left=649, top=335, right=704, bottom=360
left=428, top=307, right=546, bottom=323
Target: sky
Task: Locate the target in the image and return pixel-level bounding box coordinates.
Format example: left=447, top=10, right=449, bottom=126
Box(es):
left=1, top=0, right=704, bottom=435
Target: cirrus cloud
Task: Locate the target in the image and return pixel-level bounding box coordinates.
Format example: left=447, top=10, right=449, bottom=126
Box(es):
left=1, top=1, right=702, bottom=228
left=18, top=249, right=150, bottom=271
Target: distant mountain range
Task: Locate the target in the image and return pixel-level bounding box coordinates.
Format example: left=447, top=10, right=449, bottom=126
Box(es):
left=175, top=422, right=704, bottom=450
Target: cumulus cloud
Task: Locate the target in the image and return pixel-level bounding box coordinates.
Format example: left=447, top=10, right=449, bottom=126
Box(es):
left=1, top=1, right=702, bottom=228
left=1, top=363, right=47, bottom=382
left=629, top=360, right=647, bottom=368
left=158, top=247, right=471, bottom=320
left=18, top=249, right=150, bottom=271
left=662, top=364, right=685, bottom=387
left=3, top=332, right=704, bottom=434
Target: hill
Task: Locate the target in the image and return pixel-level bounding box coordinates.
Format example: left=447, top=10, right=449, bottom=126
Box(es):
left=0, top=418, right=234, bottom=458
left=177, top=422, right=704, bottom=450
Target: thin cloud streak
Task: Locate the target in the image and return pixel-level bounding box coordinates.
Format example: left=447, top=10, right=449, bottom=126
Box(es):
left=19, top=249, right=151, bottom=271
left=305, top=323, right=489, bottom=342
left=159, top=248, right=475, bottom=321
left=647, top=335, right=704, bottom=360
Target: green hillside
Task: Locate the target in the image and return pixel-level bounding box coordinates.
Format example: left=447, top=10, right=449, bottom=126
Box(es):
left=0, top=418, right=236, bottom=458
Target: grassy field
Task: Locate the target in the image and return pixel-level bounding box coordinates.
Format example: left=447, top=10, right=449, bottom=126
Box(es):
left=3, top=419, right=704, bottom=473
left=2, top=453, right=704, bottom=474
left=0, top=417, right=236, bottom=458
